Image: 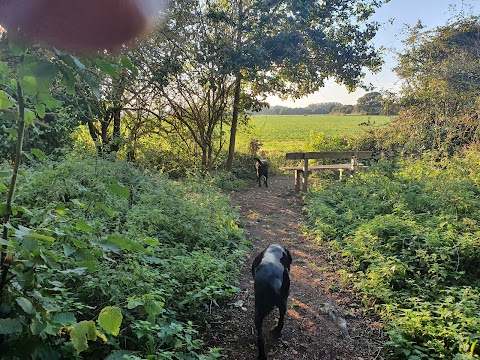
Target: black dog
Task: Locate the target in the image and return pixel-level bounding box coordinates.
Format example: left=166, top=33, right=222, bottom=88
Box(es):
left=254, top=157, right=268, bottom=187
left=252, top=244, right=292, bottom=359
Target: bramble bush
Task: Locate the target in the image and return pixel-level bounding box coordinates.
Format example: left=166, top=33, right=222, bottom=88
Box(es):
left=307, top=149, right=480, bottom=359
left=0, top=156, right=246, bottom=359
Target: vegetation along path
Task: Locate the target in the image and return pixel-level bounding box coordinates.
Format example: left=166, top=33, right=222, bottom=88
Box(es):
left=206, top=175, right=386, bottom=359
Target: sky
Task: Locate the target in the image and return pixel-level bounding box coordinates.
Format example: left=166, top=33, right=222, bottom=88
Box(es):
left=267, top=0, right=480, bottom=108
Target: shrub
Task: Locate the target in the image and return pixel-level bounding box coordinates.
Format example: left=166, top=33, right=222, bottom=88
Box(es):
left=306, top=151, right=480, bottom=359
left=0, top=156, right=246, bottom=359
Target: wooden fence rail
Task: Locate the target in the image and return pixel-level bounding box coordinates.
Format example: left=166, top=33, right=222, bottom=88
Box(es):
left=279, top=151, right=373, bottom=192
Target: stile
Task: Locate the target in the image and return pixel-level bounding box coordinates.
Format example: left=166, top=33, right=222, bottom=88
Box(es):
left=280, top=151, right=374, bottom=192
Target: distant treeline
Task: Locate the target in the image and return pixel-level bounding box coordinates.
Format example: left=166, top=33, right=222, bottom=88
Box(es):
left=256, top=102, right=354, bottom=115
left=256, top=92, right=400, bottom=116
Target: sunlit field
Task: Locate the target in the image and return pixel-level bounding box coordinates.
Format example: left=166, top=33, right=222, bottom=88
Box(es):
left=237, top=114, right=391, bottom=153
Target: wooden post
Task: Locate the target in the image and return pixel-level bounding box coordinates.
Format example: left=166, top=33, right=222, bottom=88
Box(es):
left=302, top=157, right=309, bottom=192
left=350, top=156, right=357, bottom=177
left=295, top=170, right=302, bottom=192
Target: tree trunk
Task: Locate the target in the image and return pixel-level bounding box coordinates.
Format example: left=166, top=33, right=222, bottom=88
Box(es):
left=226, top=73, right=241, bottom=171
left=1, top=83, right=26, bottom=294
left=201, top=145, right=208, bottom=170
left=226, top=0, right=243, bottom=172
left=87, top=121, right=104, bottom=157
left=111, top=105, right=121, bottom=154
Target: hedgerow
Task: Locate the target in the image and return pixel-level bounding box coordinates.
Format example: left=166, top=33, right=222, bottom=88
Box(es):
left=306, top=150, right=480, bottom=360
left=0, top=156, right=246, bottom=360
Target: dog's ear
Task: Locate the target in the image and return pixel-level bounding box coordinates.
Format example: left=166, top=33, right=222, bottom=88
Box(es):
left=281, top=249, right=292, bottom=270
left=252, top=249, right=266, bottom=277
left=286, top=249, right=292, bottom=262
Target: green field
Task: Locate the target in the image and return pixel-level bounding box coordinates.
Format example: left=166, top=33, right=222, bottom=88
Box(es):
left=238, top=114, right=391, bottom=153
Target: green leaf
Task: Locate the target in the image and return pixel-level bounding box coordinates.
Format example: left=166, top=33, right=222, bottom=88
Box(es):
left=144, top=301, right=164, bottom=316
left=31, top=148, right=47, bottom=159
left=59, top=267, right=87, bottom=275
left=143, top=237, right=160, bottom=247
left=34, top=103, right=46, bottom=118
left=75, top=219, right=92, bottom=232
left=63, top=244, right=76, bottom=256
left=76, top=260, right=99, bottom=272
left=107, top=181, right=130, bottom=199
left=70, top=55, right=86, bottom=71
left=106, top=234, right=131, bottom=250
left=0, top=318, right=22, bottom=335
left=38, top=93, right=62, bottom=109
left=58, top=65, right=76, bottom=95
left=92, top=240, right=121, bottom=253
left=30, top=317, right=47, bottom=335
left=140, top=256, right=164, bottom=265
left=0, top=238, right=13, bottom=247
left=0, top=183, right=7, bottom=192
left=120, top=55, right=138, bottom=76
left=21, top=237, right=38, bottom=252
left=23, top=75, right=37, bottom=89
left=53, top=312, right=77, bottom=325
left=18, top=60, right=57, bottom=95
left=55, top=204, right=69, bottom=215
left=13, top=205, right=33, bottom=216
left=16, top=297, right=35, bottom=314
left=70, top=320, right=97, bottom=353
left=98, top=306, right=122, bottom=336
left=94, top=202, right=117, bottom=216
left=0, top=90, right=15, bottom=109
left=127, top=297, right=144, bottom=309
left=24, top=108, right=36, bottom=125
left=72, top=239, right=87, bottom=249
left=0, top=61, right=10, bottom=75
left=107, top=234, right=144, bottom=252
left=14, top=225, right=31, bottom=239
left=79, top=71, right=100, bottom=99
left=95, top=59, right=119, bottom=77
left=28, top=232, right=55, bottom=243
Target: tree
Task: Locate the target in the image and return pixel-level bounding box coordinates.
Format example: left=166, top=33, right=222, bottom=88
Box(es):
left=0, top=34, right=83, bottom=160
left=225, top=0, right=388, bottom=170
left=331, top=104, right=354, bottom=114
left=0, top=34, right=128, bottom=356
left=355, top=91, right=383, bottom=114
left=396, top=17, right=480, bottom=116
left=307, top=102, right=343, bottom=114
left=116, top=0, right=240, bottom=171
left=390, top=15, right=480, bottom=155
left=379, top=90, right=400, bottom=116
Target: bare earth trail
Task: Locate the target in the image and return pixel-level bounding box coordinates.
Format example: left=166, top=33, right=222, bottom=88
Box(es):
left=206, top=175, right=386, bottom=360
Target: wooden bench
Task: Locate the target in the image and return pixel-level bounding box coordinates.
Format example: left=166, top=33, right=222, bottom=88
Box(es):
left=279, top=151, right=373, bottom=192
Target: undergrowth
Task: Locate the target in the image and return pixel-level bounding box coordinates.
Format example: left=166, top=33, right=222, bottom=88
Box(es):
left=0, top=156, right=247, bottom=360
left=306, top=150, right=480, bottom=360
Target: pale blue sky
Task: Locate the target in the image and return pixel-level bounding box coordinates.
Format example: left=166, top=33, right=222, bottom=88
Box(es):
left=268, top=0, right=480, bottom=107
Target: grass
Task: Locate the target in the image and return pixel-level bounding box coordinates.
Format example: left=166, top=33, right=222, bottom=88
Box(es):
left=237, top=114, right=391, bottom=153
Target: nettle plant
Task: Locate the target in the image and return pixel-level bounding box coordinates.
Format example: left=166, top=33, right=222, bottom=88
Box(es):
left=0, top=40, right=123, bottom=357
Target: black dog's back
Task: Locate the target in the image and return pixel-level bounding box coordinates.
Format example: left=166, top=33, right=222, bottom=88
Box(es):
left=252, top=244, right=292, bottom=359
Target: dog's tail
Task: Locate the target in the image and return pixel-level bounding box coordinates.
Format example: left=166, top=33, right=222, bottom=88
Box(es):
left=254, top=157, right=262, bottom=164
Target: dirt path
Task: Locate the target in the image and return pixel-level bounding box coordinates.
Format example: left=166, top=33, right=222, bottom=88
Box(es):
left=206, top=175, right=386, bottom=360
